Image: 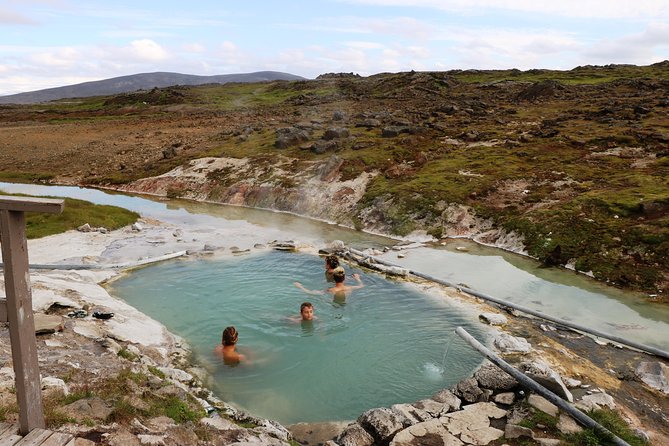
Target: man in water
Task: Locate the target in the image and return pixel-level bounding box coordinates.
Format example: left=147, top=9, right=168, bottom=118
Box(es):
left=295, top=271, right=364, bottom=301
left=324, top=254, right=345, bottom=282
left=288, top=302, right=316, bottom=323
left=214, top=326, right=247, bottom=366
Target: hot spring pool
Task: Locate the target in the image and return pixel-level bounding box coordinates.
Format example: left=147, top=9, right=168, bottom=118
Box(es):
left=109, top=250, right=486, bottom=424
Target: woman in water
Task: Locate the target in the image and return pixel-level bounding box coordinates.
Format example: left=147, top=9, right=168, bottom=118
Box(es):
left=215, top=326, right=247, bottom=366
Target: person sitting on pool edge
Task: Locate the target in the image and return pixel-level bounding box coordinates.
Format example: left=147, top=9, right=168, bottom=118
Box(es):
left=295, top=271, right=364, bottom=301
left=215, top=326, right=247, bottom=366
left=288, top=302, right=316, bottom=323
left=324, top=254, right=345, bottom=282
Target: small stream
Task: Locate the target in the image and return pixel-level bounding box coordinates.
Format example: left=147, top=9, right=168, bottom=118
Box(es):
left=2, top=181, right=668, bottom=352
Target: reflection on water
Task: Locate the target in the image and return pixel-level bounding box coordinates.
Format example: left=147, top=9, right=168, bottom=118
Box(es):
left=3, top=181, right=668, bottom=351
left=380, top=240, right=669, bottom=350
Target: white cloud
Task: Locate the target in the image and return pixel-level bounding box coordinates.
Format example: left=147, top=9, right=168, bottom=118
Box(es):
left=30, top=47, right=81, bottom=68
left=126, top=39, right=169, bottom=62
left=345, top=41, right=386, bottom=50
left=339, top=0, right=669, bottom=20
left=183, top=43, right=206, bottom=53
left=582, top=22, right=669, bottom=64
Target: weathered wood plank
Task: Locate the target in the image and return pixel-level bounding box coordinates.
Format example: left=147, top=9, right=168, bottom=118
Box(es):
left=63, top=439, right=76, bottom=446
left=0, top=196, right=64, bottom=214
left=0, top=421, right=17, bottom=436
left=0, top=210, right=45, bottom=434
left=39, top=432, right=74, bottom=446
left=0, top=298, right=7, bottom=323
left=0, top=434, right=23, bottom=446
left=13, top=428, right=51, bottom=445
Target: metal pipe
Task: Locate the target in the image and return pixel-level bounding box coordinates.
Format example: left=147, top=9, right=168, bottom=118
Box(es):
left=347, top=248, right=669, bottom=361
left=455, top=326, right=631, bottom=446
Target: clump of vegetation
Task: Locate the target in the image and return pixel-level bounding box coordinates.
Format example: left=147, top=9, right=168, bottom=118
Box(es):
left=2, top=194, right=140, bottom=239
left=563, top=409, right=649, bottom=446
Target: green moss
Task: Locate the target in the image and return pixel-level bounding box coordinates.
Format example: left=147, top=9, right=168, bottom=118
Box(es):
left=154, top=396, right=204, bottom=423
left=148, top=366, right=166, bottom=379
left=563, top=409, right=649, bottom=446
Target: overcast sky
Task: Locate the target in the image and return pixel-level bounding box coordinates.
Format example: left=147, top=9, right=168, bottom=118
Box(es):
left=1, top=0, right=668, bottom=96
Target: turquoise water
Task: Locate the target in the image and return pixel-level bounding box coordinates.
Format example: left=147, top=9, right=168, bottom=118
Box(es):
left=109, top=251, right=486, bottom=423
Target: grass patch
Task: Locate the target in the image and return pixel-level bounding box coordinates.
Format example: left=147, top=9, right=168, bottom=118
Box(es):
left=148, top=366, right=166, bottom=379
left=563, top=409, right=649, bottom=446
left=153, top=396, right=203, bottom=424
left=18, top=195, right=138, bottom=239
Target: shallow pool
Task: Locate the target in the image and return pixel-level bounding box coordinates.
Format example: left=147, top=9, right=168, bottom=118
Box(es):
left=109, top=251, right=486, bottom=423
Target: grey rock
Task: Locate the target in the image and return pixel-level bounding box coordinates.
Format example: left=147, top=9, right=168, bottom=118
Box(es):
left=63, top=396, right=113, bottom=420
left=359, top=118, right=381, bottom=128
left=323, top=127, right=350, bottom=140
left=430, top=389, right=461, bottom=412
left=563, top=377, right=582, bottom=389
left=41, top=376, right=69, bottom=395
left=575, top=392, right=616, bottom=411
left=34, top=313, right=64, bottom=334
left=478, top=313, right=507, bottom=326
left=358, top=407, right=411, bottom=443
left=535, top=438, right=561, bottom=446
left=336, top=423, right=374, bottom=446
left=557, top=414, right=582, bottom=434
left=275, top=127, right=310, bottom=149
left=475, top=363, right=518, bottom=391
left=443, top=403, right=505, bottom=445
left=332, top=111, right=346, bottom=121
left=635, top=361, right=669, bottom=394
left=311, top=139, right=340, bottom=154
left=453, top=377, right=483, bottom=403
left=412, top=399, right=449, bottom=418
left=527, top=394, right=558, bottom=417
left=493, top=392, right=515, bottom=405
left=77, top=223, right=92, bottom=232
left=493, top=333, right=532, bottom=353
left=390, top=404, right=423, bottom=424
left=505, top=424, right=534, bottom=439
left=131, top=222, right=143, bottom=232
left=390, top=418, right=462, bottom=446
left=521, top=360, right=573, bottom=402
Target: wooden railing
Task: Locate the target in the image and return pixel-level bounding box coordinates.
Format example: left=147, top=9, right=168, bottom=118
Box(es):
left=0, top=195, right=64, bottom=435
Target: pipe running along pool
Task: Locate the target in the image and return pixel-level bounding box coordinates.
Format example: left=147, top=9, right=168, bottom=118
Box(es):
left=346, top=248, right=669, bottom=361
left=455, top=326, right=632, bottom=446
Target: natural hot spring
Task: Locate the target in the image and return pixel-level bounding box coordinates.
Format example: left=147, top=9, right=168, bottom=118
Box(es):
left=110, top=250, right=487, bottom=424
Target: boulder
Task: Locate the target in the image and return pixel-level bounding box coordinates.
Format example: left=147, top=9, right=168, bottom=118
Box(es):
left=453, top=378, right=483, bottom=403
left=575, top=392, right=616, bottom=411
left=527, top=394, right=558, bottom=417
left=275, top=127, right=310, bottom=149
left=557, top=414, right=583, bottom=434
left=443, top=403, right=505, bottom=445
left=478, top=313, right=507, bottom=326
left=390, top=418, right=462, bottom=446
left=474, top=363, right=518, bottom=391
left=505, top=424, right=534, bottom=439
left=521, top=360, right=573, bottom=402
left=332, top=111, right=346, bottom=121
left=635, top=361, right=669, bottom=394
left=62, top=396, right=113, bottom=420
left=358, top=407, right=411, bottom=443
left=493, top=392, right=515, bottom=405
left=336, top=422, right=375, bottom=446
left=41, top=376, right=69, bottom=395
left=493, top=333, right=531, bottom=354
left=430, top=389, right=461, bottom=412
left=323, top=127, right=350, bottom=140
left=311, top=139, right=340, bottom=154
left=33, top=313, right=64, bottom=334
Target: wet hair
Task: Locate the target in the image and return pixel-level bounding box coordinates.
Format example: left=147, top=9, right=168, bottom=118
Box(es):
left=222, top=326, right=238, bottom=346
left=300, top=302, right=313, bottom=312
left=333, top=270, right=345, bottom=283
left=326, top=255, right=340, bottom=269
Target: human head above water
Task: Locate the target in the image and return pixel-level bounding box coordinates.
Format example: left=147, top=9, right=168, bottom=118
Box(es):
left=333, top=270, right=345, bottom=283
left=325, top=254, right=340, bottom=269
left=222, top=326, right=238, bottom=346
left=300, top=302, right=314, bottom=320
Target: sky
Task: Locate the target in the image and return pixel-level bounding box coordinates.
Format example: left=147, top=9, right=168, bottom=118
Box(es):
left=1, top=0, right=668, bottom=96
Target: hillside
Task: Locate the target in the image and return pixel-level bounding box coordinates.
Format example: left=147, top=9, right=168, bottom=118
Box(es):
left=0, top=63, right=667, bottom=297
left=0, top=71, right=306, bottom=104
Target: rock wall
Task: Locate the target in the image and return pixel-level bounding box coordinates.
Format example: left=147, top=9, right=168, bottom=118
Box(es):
left=118, top=155, right=526, bottom=253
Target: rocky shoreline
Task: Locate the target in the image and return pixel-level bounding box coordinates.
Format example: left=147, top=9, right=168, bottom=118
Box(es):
left=0, top=219, right=667, bottom=445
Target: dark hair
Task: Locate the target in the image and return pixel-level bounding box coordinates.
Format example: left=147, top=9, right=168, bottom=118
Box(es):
left=326, top=255, right=340, bottom=269
left=222, top=326, right=238, bottom=346
left=300, top=302, right=313, bottom=312
left=333, top=270, right=345, bottom=283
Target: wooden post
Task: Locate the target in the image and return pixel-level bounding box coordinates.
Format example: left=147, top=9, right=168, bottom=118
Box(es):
left=0, top=195, right=64, bottom=435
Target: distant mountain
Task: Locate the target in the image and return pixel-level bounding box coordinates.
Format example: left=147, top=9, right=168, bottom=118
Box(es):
left=0, top=71, right=307, bottom=104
